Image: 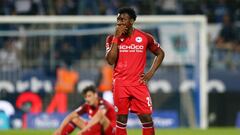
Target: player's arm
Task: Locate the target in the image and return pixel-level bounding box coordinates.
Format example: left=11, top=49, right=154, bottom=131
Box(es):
left=54, top=105, right=86, bottom=135
left=105, top=25, right=127, bottom=65
left=140, top=35, right=165, bottom=84
left=78, top=105, right=107, bottom=134
left=54, top=111, right=79, bottom=135
left=147, top=47, right=164, bottom=77
left=105, top=35, right=118, bottom=65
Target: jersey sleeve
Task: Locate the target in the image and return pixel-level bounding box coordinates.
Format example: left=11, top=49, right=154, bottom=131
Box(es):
left=74, top=104, right=87, bottom=115
left=105, top=35, right=113, bottom=53
left=147, top=34, right=161, bottom=53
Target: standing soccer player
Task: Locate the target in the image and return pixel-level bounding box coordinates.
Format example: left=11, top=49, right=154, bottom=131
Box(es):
left=54, top=85, right=116, bottom=135
left=105, top=7, right=165, bottom=135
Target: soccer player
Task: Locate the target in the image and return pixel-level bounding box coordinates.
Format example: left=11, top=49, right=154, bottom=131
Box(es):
left=105, top=7, right=165, bottom=135
left=53, top=85, right=116, bottom=135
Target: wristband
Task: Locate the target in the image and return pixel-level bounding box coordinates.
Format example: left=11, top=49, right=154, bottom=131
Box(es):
left=112, top=37, right=120, bottom=44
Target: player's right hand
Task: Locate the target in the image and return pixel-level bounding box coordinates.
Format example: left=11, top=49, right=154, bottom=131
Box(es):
left=115, top=25, right=127, bottom=37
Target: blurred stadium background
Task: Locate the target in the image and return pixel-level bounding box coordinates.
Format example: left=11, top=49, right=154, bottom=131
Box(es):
left=0, top=0, right=240, bottom=134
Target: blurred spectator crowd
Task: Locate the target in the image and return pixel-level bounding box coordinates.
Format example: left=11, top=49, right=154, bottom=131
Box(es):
left=0, top=0, right=240, bottom=23
left=0, top=0, right=240, bottom=75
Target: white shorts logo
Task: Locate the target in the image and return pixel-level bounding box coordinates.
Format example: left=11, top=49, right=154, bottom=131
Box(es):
left=114, top=106, right=118, bottom=112
left=135, top=37, right=142, bottom=43
left=146, top=97, right=152, bottom=107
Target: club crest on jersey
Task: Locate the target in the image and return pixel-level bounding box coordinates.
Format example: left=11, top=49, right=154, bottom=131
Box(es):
left=135, top=37, right=142, bottom=43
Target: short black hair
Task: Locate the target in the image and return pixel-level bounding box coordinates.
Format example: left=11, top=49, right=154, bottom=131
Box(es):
left=118, top=7, right=137, bottom=21
left=82, top=85, right=96, bottom=96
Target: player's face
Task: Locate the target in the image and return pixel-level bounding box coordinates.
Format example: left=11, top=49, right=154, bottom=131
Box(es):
left=84, top=91, right=98, bottom=106
left=117, top=13, right=134, bottom=30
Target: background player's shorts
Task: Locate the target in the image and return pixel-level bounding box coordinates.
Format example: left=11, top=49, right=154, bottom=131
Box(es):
left=104, top=123, right=115, bottom=135
left=113, top=85, right=153, bottom=115
left=82, top=123, right=101, bottom=135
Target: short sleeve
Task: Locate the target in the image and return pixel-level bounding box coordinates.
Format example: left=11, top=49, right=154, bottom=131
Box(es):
left=147, top=34, right=161, bottom=53
left=75, top=104, right=87, bottom=115
left=106, top=35, right=113, bottom=53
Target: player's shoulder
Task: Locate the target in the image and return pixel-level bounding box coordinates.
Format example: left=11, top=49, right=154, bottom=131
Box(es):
left=99, top=98, right=113, bottom=108
left=97, top=98, right=107, bottom=110
left=134, top=28, right=153, bottom=39
left=106, top=35, right=114, bottom=40
left=99, top=98, right=109, bottom=106
left=81, top=103, right=89, bottom=108
left=75, top=103, right=87, bottom=112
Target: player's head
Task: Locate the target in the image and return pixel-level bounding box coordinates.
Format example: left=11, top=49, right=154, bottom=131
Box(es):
left=82, top=85, right=98, bottom=106
left=117, top=7, right=136, bottom=29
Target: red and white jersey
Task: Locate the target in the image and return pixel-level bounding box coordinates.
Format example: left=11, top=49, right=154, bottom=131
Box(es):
left=106, top=28, right=161, bottom=86
left=75, top=98, right=116, bottom=127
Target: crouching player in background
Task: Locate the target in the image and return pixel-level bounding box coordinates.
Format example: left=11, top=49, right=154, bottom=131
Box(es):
left=53, top=85, right=116, bottom=135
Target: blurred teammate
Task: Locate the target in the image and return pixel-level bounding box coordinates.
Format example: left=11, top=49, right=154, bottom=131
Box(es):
left=105, top=7, right=165, bottom=135
left=53, top=85, right=116, bottom=135
left=98, top=60, right=114, bottom=104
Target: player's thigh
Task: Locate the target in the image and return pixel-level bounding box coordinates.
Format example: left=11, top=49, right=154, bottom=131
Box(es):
left=113, top=86, right=130, bottom=114
left=129, top=85, right=153, bottom=114
left=82, top=123, right=102, bottom=135
left=104, top=124, right=115, bottom=135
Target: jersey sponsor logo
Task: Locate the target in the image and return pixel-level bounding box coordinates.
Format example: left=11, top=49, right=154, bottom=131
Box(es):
left=119, top=44, right=144, bottom=53
left=119, top=44, right=143, bottom=50
left=135, top=37, right=142, bottom=43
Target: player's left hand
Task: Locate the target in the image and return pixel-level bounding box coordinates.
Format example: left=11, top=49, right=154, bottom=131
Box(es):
left=139, top=71, right=154, bottom=84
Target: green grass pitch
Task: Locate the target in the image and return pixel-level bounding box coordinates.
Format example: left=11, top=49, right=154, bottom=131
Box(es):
left=0, top=128, right=239, bottom=135
left=0, top=128, right=240, bottom=135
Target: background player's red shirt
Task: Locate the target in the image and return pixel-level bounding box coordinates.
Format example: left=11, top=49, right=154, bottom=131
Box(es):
left=106, top=28, right=161, bottom=86
left=75, top=98, right=116, bottom=127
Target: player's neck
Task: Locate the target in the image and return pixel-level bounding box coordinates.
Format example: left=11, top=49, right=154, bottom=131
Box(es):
left=93, top=98, right=99, bottom=107
left=125, top=27, right=134, bottom=37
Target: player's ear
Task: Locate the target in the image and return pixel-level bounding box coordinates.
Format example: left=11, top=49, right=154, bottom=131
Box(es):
left=130, top=19, right=134, bottom=25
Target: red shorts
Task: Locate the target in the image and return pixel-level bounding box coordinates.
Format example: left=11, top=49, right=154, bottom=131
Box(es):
left=113, top=85, right=153, bottom=115
left=82, top=123, right=115, bottom=135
